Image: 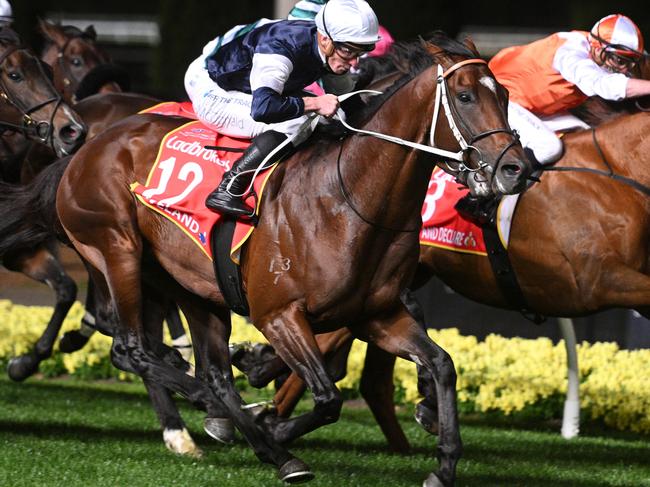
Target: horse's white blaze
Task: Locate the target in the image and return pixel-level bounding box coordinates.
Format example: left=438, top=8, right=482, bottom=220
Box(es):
left=163, top=428, right=202, bottom=458
left=479, top=76, right=497, bottom=94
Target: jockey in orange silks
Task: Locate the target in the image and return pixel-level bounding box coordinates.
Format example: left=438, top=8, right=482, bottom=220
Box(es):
left=489, top=14, right=650, bottom=165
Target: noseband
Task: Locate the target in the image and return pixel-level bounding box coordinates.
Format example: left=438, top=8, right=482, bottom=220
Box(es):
left=430, top=59, right=520, bottom=181
left=0, top=44, right=63, bottom=149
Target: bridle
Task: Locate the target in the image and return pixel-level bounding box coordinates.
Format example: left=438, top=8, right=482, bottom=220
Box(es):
left=54, top=30, right=102, bottom=102
left=332, top=58, right=521, bottom=231
left=336, top=58, right=520, bottom=183
left=0, top=43, right=63, bottom=149
left=430, top=59, right=520, bottom=183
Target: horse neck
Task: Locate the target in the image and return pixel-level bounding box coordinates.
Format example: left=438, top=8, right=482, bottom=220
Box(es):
left=333, top=69, right=437, bottom=229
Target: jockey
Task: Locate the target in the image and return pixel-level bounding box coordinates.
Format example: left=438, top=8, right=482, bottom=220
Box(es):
left=287, top=0, right=394, bottom=96
left=489, top=14, right=650, bottom=166
left=184, top=0, right=380, bottom=219
left=0, top=0, right=12, bottom=26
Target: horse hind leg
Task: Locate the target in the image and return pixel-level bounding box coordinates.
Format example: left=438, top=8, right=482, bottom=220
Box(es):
left=401, top=289, right=439, bottom=435
left=141, top=286, right=203, bottom=457
left=4, top=247, right=77, bottom=381
left=359, top=343, right=411, bottom=453
left=59, top=276, right=99, bottom=353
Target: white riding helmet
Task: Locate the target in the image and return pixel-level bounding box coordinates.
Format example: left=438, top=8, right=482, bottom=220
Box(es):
left=315, top=0, right=380, bottom=46
left=0, top=0, right=12, bottom=25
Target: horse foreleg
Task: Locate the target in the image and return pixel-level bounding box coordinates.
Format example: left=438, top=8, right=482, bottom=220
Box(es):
left=4, top=246, right=77, bottom=381
left=355, top=306, right=461, bottom=487
left=273, top=328, right=353, bottom=418
left=558, top=318, right=580, bottom=439
left=182, top=303, right=310, bottom=482
left=256, top=302, right=344, bottom=450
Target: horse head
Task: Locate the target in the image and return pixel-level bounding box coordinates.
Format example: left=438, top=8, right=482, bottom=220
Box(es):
left=0, top=27, right=86, bottom=157
left=38, top=19, right=130, bottom=104
left=422, top=34, right=532, bottom=197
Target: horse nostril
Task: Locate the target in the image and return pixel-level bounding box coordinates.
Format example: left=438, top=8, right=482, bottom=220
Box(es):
left=59, top=123, right=86, bottom=144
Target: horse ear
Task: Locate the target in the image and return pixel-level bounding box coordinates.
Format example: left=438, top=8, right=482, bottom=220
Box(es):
left=423, top=39, right=449, bottom=63
left=84, top=24, right=97, bottom=41
left=462, top=36, right=481, bottom=57
left=38, top=18, right=66, bottom=47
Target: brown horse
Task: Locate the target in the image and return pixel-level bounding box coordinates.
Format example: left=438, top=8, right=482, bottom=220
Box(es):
left=242, top=100, right=650, bottom=452
left=55, top=35, right=532, bottom=485
left=2, top=92, right=159, bottom=382
left=39, top=20, right=129, bottom=104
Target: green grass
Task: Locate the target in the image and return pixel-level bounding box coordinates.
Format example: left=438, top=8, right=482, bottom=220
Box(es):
left=0, top=377, right=648, bottom=487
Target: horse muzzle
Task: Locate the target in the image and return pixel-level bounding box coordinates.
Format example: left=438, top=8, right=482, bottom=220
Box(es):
left=493, top=157, right=530, bottom=195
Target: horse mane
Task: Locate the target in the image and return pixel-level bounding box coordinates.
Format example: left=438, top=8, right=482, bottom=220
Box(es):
left=344, top=31, right=473, bottom=127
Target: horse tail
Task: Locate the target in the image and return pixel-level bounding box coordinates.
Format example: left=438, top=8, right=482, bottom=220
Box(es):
left=0, top=156, right=70, bottom=257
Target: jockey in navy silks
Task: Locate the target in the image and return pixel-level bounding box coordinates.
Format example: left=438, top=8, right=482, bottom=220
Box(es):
left=184, top=0, right=380, bottom=219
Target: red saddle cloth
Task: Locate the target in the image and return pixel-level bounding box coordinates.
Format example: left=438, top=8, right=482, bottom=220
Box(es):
left=131, top=103, right=276, bottom=262
left=419, top=168, right=487, bottom=255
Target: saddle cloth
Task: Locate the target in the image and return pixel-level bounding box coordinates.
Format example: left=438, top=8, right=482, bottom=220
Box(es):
left=131, top=103, right=277, bottom=263
left=420, top=168, right=518, bottom=254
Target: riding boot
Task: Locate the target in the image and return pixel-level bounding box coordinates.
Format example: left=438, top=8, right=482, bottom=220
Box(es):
left=205, top=130, right=291, bottom=219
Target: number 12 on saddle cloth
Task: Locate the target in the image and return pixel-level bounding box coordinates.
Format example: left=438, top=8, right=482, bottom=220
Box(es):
left=130, top=102, right=276, bottom=262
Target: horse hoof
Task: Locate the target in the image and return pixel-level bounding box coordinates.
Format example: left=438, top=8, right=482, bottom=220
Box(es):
left=422, top=472, right=445, bottom=487
left=59, top=331, right=90, bottom=353
left=163, top=428, right=203, bottom=458
left=414, top=402, right=439, bottom=436
left=278, top=458, right=314, bottom=484
left=7, top=353, right=40, bottom=382
left=203, top=417, right=236, bottom=444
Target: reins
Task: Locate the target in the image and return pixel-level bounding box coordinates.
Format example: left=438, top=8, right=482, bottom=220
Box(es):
left=333, top=58, right=518, bottom=232
left=543, top=127, right=650, bottom=198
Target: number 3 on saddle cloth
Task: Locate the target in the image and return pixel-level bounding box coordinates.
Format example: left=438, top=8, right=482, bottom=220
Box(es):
left=420, top=167, right=519, bottom=255
left=130, top=102, right=276, bottom=315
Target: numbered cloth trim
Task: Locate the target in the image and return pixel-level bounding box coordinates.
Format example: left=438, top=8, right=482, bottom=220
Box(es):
left=130, top=118, right=277, bottom=262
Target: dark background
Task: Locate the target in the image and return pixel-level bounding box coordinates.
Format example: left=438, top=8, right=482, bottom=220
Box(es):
left=10, top=0, right=650, bottom=100
left=7, top=0, right=650, bottom=349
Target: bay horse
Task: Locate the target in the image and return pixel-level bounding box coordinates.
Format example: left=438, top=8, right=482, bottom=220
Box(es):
left=55, top=35, right=532, bottom=485
left=239, top=98, right=650, bottom=451
left=39, top=19, right=129, bottom=104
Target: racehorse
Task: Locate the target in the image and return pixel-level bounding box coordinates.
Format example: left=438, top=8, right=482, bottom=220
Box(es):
left=0, top=6, right=165, bottom=383
left=39, top=19, right=129, bottom=104
left=55, top=34, right=532, bottom=485
left=237, top=97, right=650, bottom=451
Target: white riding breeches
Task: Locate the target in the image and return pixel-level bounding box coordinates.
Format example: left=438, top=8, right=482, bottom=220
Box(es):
left=184, top=56, right=312, bottom=142
left=507, top=101, right=565, bottom=165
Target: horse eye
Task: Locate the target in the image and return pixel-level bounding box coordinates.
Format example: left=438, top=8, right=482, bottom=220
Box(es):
left=458, top=92, right=473, bottom=103
left=71, top=58, right=83, bottom=67
left=7, top=71, right=22, bottom=82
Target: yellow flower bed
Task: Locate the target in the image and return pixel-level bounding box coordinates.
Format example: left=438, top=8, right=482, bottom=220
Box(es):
left=1, top=300, right=649, bottom=433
